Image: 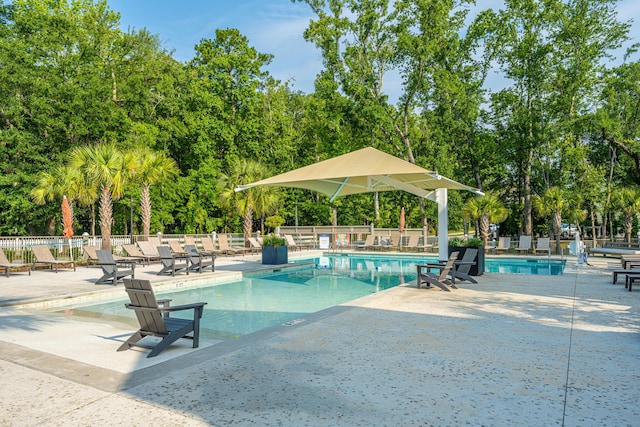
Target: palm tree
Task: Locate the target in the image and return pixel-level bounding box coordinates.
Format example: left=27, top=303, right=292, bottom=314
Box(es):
left=31, top=165, right=97, bottom=235
left=219, top=159, right=277, bottom=243
left=69, top=144, right=132, bottom=249
left=610, top=188, right=640, bottom=242
left=532, top=187, right=583, bottom=253
left=131, top=148, right=178, bottom=238
left=462, top=193, right=508, bottom=247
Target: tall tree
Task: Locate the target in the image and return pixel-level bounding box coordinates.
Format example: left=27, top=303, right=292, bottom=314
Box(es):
left=532, top=186, right=583, bottom=252
left=462, top=193, right=509, bottom=246
left=130, top=147, right=178, bottom=238
left=69, top=144, right=132, bottom=249
left=218, top=159, right=277, bottom=243
left=610, top=187, right=640, bottom=242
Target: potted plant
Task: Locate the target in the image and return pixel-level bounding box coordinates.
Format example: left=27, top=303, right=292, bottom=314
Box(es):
left=261, top=235, right=288, bottom=265
left=448, top=237, right=485, bottom=276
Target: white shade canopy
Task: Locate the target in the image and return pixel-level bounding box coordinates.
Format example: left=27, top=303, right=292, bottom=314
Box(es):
left=235, top=147, right=483, bottom=202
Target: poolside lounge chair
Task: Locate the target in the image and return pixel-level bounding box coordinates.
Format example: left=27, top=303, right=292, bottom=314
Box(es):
left=534, top=237, right=551, bottom=256
left=514, top=236, right=532, bottom=254
left=185, top=244, right=215, bottom=273
left=493, top=237, right=511, bottom=254
left=122, top=244, right=157, bottom=265
left=353, top=234, right=376, bottom=250
left=31, top=246, right=76, bottom=273
left=148, top=236, right=162, bottom=247
left=82, top=246, right=100, bottom=266
left=0, top=247, right=30, bottom=277
left=415, top=251, right=459, bottom=292
left=95, top=249, right=135, bottom=285
left=118, top=278, right=207, bottom=358
left=137, top=241, right=161, bottom=259
left=248, top=237, right=262, bottom=251
left=217, top=234, right=250, bottom=256
left=86, top=245, right=143, bottom=267
left=450, top=248, right=478, bottom=284
left=157, top=245, right=190, bottom=276
left=183, top=235, right=198, bottom=248
left=284, top=234, right=311, bottom=251
left=200, top=236, right=222, bottom=256
left=185, top=235, right=216, bottom=256
left=403, top=235, right=432, bottom=252
left=168, top=239, right=187, bottom=255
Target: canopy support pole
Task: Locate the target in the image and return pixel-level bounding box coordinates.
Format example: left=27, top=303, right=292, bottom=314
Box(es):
left=436, top=188, right=448, bottom=262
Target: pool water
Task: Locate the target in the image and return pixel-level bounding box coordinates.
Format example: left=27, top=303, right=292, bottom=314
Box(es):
left=67, top=255, right=565, bottom=340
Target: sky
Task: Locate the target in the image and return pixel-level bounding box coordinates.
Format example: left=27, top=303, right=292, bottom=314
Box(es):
left=107, top=0, right=640, bottom=97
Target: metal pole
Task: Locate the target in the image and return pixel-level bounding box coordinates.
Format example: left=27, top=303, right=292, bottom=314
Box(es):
left=130, top=198, right=134, bottom=244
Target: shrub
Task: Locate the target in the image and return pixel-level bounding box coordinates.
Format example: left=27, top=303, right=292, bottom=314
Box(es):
left=262, top=235, right=286, bottom=247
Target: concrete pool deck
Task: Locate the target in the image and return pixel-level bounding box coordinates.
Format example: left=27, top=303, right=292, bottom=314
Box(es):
left=0, top=252, right=638, bottom=426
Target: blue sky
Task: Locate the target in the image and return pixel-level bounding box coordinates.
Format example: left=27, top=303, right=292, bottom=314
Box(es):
left=107, top=0, right=639, bottom=96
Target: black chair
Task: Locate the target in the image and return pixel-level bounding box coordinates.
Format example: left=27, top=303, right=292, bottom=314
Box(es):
left=185, top=244, right=215, bottom=273
left=157, top=245, right=190, bottom=276
left=416, top=252, right=459, bottom=292
left=95, top=249, right=135, bottom=285
left=118, top=279, right=207, bottom=358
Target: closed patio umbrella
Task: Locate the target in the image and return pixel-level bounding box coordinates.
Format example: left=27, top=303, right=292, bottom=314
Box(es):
left=62, top=196, right=73, bottom=239
left=62, top=195, right=74, bottom=259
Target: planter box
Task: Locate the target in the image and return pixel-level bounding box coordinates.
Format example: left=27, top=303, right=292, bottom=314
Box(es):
left=262, top=246, right=288, bottom=265
left=448, top=246, right=485, bottom=276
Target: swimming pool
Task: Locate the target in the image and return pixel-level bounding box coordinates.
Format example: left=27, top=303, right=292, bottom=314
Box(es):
left=67, top=254, right=565, bottom=340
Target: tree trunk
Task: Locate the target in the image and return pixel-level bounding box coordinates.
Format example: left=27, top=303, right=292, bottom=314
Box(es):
left=480, top=213, right=490, bottom=246
left=141, top=184, right=151, bottom=238
left=243, top=206, right=253, bottom=244
left=99, top=186, right=113, bottom=249
left=523, top=153, right=533, bottom=236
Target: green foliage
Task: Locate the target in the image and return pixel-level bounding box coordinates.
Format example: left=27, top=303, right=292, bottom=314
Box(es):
left=265, top=215, right=285, bottom=229
left=449, top=237, right=483, bottom=247
left=1, top=0, right=638, bottom=243
left=262, top=234, right=286, bottom=247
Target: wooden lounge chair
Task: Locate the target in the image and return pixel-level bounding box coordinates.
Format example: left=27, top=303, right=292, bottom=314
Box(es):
left=217, top=234, right=250, bottom=256
left=157, top=245, right=190, bottom=276
left=450, top=248, right=478, bottom=284
left=95, top=249, right=135, bottom=285
left=415, top=251, right=459, bottom=292
left=534, top=237, right=551, bottom=256
left=118, top=278, right=207, bottom=358
left=122, top=244, right=156, bottom=265
left=493, top=237, right=511, bottom=254
left=0, top=247, right=30, bottom=277
left=514, top=236, right=532, bottom=254
left=185, top=244, right=215, bottom=273
left=31, top=245, right=75, bottom=272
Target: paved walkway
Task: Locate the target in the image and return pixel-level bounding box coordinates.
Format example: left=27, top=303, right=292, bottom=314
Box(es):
left=0, top=253, right=638, bottom=426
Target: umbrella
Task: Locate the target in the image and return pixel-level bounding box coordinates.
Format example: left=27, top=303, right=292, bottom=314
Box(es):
left=399, top=207, right=405, bottom=234
left=235, top=147, right=482, bottom=202
left=236, top=147, right=483, bottom=261
left=62, top=196, right=73, bottom=239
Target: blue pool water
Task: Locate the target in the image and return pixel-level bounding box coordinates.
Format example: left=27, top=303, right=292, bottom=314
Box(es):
left=68, top=255, right=565, bottom=339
